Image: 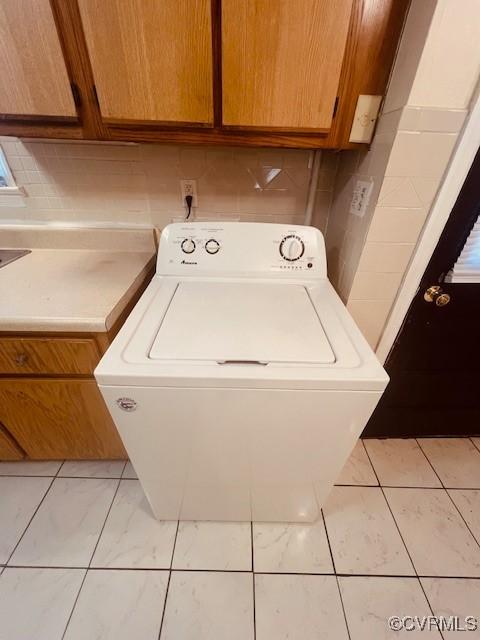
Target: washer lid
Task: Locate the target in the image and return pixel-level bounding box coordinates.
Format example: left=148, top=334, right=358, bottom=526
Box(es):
left=149, top=281, right=335, bottom=364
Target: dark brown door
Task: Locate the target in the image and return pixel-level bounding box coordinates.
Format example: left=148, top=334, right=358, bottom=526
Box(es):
left=365, top=147, right=480, bottom=437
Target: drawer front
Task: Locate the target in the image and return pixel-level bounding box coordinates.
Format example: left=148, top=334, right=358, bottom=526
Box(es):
left=0, top=337, right=101, bottom=375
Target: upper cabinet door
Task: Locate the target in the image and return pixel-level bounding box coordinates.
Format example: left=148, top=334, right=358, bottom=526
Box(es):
left=0, top=0, right=76, bottom=117
left=222, top=0, right=353, bottom=130
left=78, top=0, right=214, bottom=125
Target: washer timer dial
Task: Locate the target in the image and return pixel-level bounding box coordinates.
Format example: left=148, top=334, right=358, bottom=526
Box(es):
left=205, top=239, right=220, bottom=254
left=181, top=238, right=196, bottom=254
left=279, top=235, right=305, bottom=261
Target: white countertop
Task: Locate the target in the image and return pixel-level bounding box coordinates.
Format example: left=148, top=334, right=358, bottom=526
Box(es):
left=0, top=249, right=155, bottom=332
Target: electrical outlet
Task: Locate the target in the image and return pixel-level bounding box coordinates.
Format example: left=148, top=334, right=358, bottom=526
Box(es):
left=180, top=179, right=198, bottom=207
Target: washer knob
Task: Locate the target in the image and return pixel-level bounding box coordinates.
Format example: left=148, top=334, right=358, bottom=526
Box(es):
left=205, top=239, right=220, bottom=255
left=280, top=235, right=305, bottom=261
left=181, top=238, right=196, bottom=254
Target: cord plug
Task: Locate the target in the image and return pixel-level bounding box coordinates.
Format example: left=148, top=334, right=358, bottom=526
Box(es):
left=185, top=194, right=193, bottom=220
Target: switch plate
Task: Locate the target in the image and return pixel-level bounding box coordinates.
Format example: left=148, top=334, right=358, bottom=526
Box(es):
left=349, top=95, right=382, bottom=144
left=350, top=179, right=374, bottom=217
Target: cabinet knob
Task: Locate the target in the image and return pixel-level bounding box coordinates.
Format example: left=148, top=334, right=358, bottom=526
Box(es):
left=14, top=353, right=28, bottom=366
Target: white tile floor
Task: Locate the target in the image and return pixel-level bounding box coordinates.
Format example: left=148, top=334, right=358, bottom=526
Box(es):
left=1, top=438, right=480, bottom=639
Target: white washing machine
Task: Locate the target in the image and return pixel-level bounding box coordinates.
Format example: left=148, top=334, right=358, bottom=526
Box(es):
left=95, top=222, right=388, bottom=522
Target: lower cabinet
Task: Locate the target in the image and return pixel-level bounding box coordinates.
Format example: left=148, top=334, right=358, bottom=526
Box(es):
left=0, top=423, right=24, bottom=460
left=0, top=378, right=126, bottom=459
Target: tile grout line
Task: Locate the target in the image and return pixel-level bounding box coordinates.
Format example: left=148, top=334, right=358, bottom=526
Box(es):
left=86, top=477, right=123, bottom=569
left=414, top=439, right=480, bottom=552
left=359, top=439, right=381, bottom=487
left=4, top=565, right=480, bottom=579
left=60, top=475, right=123, bottom=640
left=2, top=476, right=479, bottom=491
left=334, top=574, right=352, bottom=640
left=444, top=488, right=480, bottom=552
left=321, top=509, right=337, bottom=575
left=415, top=439, right=445, bottom=488
left=157, top=519, right=180, bottom=640
left=379, top=485, right=418, bottom=578
left=335, top=483, right=480, bottom=489
left=4, top=475, right=57, bottom=568
left=120, top=460, right=133, bottom=480
left=417, top=576, right=446, bottom=640
left=469, top=437, right=480, bottom=455
left=406, top=443, right=449, bottom=640
left=320, top=505, right=353, bottom=638
left=362, top=441, right=419, bottom=576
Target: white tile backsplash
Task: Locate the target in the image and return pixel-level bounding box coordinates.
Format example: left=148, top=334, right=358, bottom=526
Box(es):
left=321, top=0, right=479, bottom=350
left=408, top=0, right=480, bottom=110
left=0, top=139, right=337, bottom=229
left=366, top=206, right=427, bottom=243
left=385, top=131, right=457, bottom=179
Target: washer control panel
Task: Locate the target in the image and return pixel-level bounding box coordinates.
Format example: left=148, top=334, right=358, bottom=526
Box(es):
left=157, top=222, right=327, bottom=278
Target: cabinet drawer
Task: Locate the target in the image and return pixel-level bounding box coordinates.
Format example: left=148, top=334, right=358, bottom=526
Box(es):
left=0, top=337, right=101, bottom=375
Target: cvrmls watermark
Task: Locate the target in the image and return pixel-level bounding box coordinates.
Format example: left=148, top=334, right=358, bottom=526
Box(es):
left=388, top=616, right=478, bottom=632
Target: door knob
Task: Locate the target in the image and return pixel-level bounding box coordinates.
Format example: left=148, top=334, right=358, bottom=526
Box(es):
left=424, top=285, right=451, bottom=306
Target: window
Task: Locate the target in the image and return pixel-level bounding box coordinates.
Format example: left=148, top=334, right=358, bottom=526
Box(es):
left=0, top=145, right=17, bottom=189
left=446, top=211, right=480, bottom=283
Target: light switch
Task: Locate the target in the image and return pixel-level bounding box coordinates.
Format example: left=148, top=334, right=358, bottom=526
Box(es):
left=349, top=95, right=382, bottom=144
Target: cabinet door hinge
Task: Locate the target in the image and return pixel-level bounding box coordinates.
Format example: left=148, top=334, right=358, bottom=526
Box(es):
left=332, top=96, right=339, bottom=119
left=70, top=82, right=82, bottom=109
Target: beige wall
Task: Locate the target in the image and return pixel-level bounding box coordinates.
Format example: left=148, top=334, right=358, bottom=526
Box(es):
left=0, top=139, right=337, bottom=230
left=322, top=0, right=480, bottom=349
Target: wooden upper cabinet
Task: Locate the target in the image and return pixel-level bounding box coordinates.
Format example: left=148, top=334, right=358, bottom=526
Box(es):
left=77, top=0, right=214, bottom=125
left=0, top=0, right=76, bottom=117
left=222, top=0, right=354, bottom=130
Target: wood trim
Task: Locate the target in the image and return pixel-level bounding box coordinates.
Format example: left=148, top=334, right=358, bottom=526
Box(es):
left=331, top=0, right=410, bottom=148
left=328, top=0, right=363, bottom=147
left=211, top=0, right=222, bottom=127
left=107, top=124, right=333, bottom=148
left=49, top=0, right=106, bottom=139
left=0, top=119, right=333, bottom=146
left=0, top=114, right=77, bottom=124
left=221, top=124, right=330, bottom=135
left=0, top=121, right=84, bottom=138
left=103, top=118, right=214, bottom=129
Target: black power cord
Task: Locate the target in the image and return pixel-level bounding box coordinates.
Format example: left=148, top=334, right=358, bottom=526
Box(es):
left=185, top=194, right=193, bottom=220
